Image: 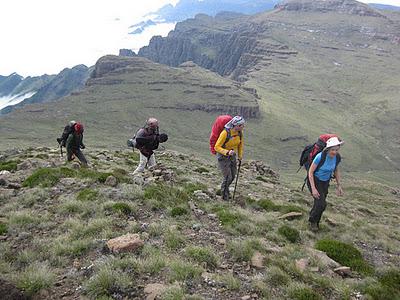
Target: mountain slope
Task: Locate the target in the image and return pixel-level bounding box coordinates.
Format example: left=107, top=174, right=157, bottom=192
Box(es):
left=139, top=0, right=400, bottom=172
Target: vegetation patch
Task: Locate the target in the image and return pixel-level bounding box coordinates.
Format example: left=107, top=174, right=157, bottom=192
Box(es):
left=278, top=225, right=300, bottom=243
left=256, top=199, right=304, bottom=213
left=0, top=160, right=19, bottom=172
left=216, top=273, right=241, bottom=291
left=194, top=167, right=209, bottom=173
left=23, top=167, right=75, bottom=187
left=168, top=260, right=203, bottom=282
left=164, top=229, right=186, bottom=250
left=213, top=206, right=243, bottom=227
left=364, top=269, right=400, bottom=300
left=77, top=188, right=98, bottom=202
left=109, top=202, right=134, bottom=216
left=228, top=239, right=262, bottom=262
left=183, top=182, right=207, bottom=194
left=185, top=246, right=219, bottom=269
left=144, top=183, right=189, bottom=208
left=315, top=239, right=373, bottom=275
left=170, top=206, right=189, bottom=217
left=16, top=263, right=56, bottom=297
left=289, top=286, right=322, bottom=300
left=0, top=222, right=7, bottom=235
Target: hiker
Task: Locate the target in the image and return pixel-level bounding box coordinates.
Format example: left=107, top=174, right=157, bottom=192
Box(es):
left=132, top=118, right=168, bottom=175
left=214, top=116, right=245, bottom=201
left=307, top=137, right=344, bottom=231
left=57, top=120, right=77, bottom=147
left=65, top=122, right=88, bottom=167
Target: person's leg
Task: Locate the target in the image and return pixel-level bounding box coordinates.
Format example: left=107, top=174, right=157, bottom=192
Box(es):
left=218, top=155, right=233, bottom=201
left=67, top=148, right=74, bottom=162
left=309, top=178, right=329, bottom=227
left=75, top=150, right=88, bottom=167
left=134, top=152, right=148, bottom=174
left=147, top=154, right=156, bottom=168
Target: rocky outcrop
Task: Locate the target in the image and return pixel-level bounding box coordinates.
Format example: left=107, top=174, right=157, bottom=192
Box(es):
left=275, top=0, right=385, bottom=17
left=119, top=49, right=137, bottom=57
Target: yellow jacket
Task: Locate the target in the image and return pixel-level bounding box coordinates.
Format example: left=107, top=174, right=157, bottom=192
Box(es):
left=214, top=129, right=243, bottom=159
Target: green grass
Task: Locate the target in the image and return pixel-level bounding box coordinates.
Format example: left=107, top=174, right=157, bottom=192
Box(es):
left=53, top=238, right=93, bottom=258
left=315, top=239, right=373, bottom=275
left=216, top=273, right=241, bottom=291
left=0, top=160, right=19, bottom=171
left=0, top=222, right=7, bottom=235
left=164, top=229, right=186, bottom=250
left=228, top=239, right=262, bottom=262
left=183, top=182, right=208, bottom=194
left=108, top=202, right=134, bottom=216
left=77, top=188, right=98, bottom=201
left=185, top=246, right=219, bottom=269
left=256, top=199, right=304, bottom=213
left=289, top=286, right=322, bottom=300
left=16, top=263, right=56, bottom=296
left=363, top=269, right=400, bottom=300
left=23, top=167, right=76, bottom=187
left=144, top=183, right=189, bottom=208
left=194, top=167, right=209, bottom=173
left=213, top=205, right=243, bottom=227
left=278, top=225, right=301, bottom=243
left=170, top=206, right=189, bottom=217
left=168, top=260, right=203, bottom=282
left=161, top=286, right=185, bottom=300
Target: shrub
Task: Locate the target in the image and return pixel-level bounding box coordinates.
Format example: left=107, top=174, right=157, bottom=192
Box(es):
left=170, top=206, right=189, bottom=217
left=0, top=222, right=7, bottom=235
left=0, top=160, right=19, bottom=171
left=77, top=188, right=98, bottom=202
left=228, top=239, right=262, bottom=262
left=257, top=199, right=280, bottom=211
left=185, top=246, right=219, bottom=269
left=315, top=239, right=373, bottom=275
left=278, top=225, right=300, bottom=243
left=267, top=266, right=291, bottom=287
left=16, top=263, right=56, bottom=296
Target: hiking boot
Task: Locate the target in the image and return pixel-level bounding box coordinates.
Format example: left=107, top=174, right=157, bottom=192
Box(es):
left=309, top=222, right=319, bottom=232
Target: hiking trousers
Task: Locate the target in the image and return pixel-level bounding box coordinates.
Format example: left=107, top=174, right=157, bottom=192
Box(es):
left=67, top=149, right=88, bottom=167
left=134, top=152, right=156, bottom=174
left=217, top=154, right=237, bottom=200
left=307, top=177, right=329, bottom=225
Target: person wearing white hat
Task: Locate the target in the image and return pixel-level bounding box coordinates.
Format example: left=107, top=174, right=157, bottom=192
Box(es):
left=307, top=136, right=344, bottom=231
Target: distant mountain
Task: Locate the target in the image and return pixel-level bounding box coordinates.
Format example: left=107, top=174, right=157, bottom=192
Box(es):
left=128, top=0, right=279, bottom=36
left=369, top=3, right=400, bottom=11
left=0, top=65, right=91, bottom=115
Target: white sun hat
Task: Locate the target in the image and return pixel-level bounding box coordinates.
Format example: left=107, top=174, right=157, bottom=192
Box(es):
left=324, top=137, right=344, bottom=151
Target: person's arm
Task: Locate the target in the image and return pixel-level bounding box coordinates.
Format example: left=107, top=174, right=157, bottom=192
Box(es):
left=308, top=162, right=320, bottom=199
left=80, top=135, right=85, bottom=149
left=135, top=129, right=156, bottom=146
left=334, top=168, right=343, bottom=196
left=214, top=130, right=231, bottom=156
left=238, top=134, right=243, bottom=160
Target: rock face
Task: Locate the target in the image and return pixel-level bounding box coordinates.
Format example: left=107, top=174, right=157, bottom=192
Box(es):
left=106, top=234, right=144, bottom=253
left=275, top=0, right=385, bottom=17
left=138, top=14, right=297, bottom=82
left=119, top=49, right=137, bottom=57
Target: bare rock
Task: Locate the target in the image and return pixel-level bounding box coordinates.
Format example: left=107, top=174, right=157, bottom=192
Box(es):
left=105, top=175, right=118, bottom=187
left=0, top=170, right=11, bottom=176
left=106, top=233, right=144, bottom=253
left=0, top=278, right=27, bottom=300
left=241, top=296, right=251, bottom=300
left=309, top=248, right=340, bottom=269
left=278, top=212, right=303, bottom=220
left=334, top=266, right=351, bottom=277
left=326, top=218, right=338, bottom=227
left=17, top=161, right=31, bottom=171
left=194, top=190, right=211, bottom=201
left=144, top=283, right=167, bottom=300
left=251, top=251, right=265, bottom=269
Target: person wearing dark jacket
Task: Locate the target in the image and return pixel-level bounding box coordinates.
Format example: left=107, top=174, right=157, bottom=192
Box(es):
left=57, top=120, right=76, bottom=147
left=133, top=118, right=168, bottom=174
left=66, top=122, right=88, bottom=167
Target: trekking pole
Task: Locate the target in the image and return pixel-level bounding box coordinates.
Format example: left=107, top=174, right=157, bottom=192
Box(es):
left=60, top=144, right=63, bottom=157
left=232, top=159, right=242, bottom=202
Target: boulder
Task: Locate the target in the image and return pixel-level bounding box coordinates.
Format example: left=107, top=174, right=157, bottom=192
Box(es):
left=105, top=175, right=118, bottom=187
left=278, top=212, right=303, bottom=220
left=334, top=266, right=351, bottom=277
left=106, top=233, right=144, bottom=253
left=17, top=161, right=31, bottom=171
left=309, top=248, right=340, bottom=268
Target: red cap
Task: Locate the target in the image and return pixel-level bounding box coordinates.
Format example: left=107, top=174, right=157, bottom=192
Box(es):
left=74, top=122, right=84, bottom=134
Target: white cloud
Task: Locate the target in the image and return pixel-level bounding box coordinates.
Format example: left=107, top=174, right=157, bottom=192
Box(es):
left=0, top=0, right=179, bottom=76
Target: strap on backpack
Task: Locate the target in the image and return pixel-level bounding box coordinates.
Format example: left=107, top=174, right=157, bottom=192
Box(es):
left=222, top=129, right=242, bottom=149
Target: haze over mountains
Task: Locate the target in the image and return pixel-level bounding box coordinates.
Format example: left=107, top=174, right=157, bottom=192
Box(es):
left=0, top=0, right=399, bottom=180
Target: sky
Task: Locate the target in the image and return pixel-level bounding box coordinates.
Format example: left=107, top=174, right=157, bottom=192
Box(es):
left=0, top=0, right=399, bottom=77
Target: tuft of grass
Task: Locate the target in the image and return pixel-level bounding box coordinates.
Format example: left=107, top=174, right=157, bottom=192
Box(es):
left=164, top=229, right=186, bottom=250
left=315, top=239, right=373, bottom=275
left=144, top=183, right=189, bottom=208
left=170, top=206, right=189, bottom=217
left=109, top=202, right=134, bottom=216
left=228, top=239, right=262, bottom=262
left=53, top=238, right=93, bottom=258
left=84, top=265, right=131, bottom=298
left=23, top=167, right=76, bottom=187
left=364, top=269, right=400, bottom=300
left=183, top=182, right=208, bottom=194
left=0, top=222, right=7, bottom=235
left=77, top=188, right=98, bottom=202
left=16, top=263, right=56, bottom=297
left=257, top=199, right=304, bottom=213
left=194, top=167, right=209, bottom=173
left=278, top=225, right=300, bottom=243
left=289, top=286, right=322, bottom=300
left=267, top=266, right=291, bottom=287
left=8, top=211, right=40, bottom=229
left=168, top=260, right=203, bottom=282
left=216, top=273, right=241, bottom=291
left=185, top=246, right=219, bottom=269
left=213, top=206, right=243, bottom=227
left=0, top=160, right=19, bottom=171
left=161, top=286, right=185, bottom=300
left=137, top=246, right=167, bottom=275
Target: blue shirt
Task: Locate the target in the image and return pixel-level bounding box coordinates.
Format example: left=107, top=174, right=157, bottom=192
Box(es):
left=313, top=152, right=337, bottom=181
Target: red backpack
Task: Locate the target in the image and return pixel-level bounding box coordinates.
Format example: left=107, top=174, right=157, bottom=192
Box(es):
left=209, top=115, right=233, bottom=155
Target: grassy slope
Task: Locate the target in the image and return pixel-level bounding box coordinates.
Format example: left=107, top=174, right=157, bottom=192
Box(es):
left=0, top=148, right=399, bottom=299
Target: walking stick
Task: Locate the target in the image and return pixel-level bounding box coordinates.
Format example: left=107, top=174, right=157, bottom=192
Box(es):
left=232, top=159, right=242, bottom=202
left=60, top=144, right=63, bottom=157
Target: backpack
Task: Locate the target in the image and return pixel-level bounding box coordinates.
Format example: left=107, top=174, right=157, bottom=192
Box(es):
left=209, top=115, right=233, bottom=155
left=299, top=134, right=342, bottom=190
left=57, top=121, right=76, bottom=147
